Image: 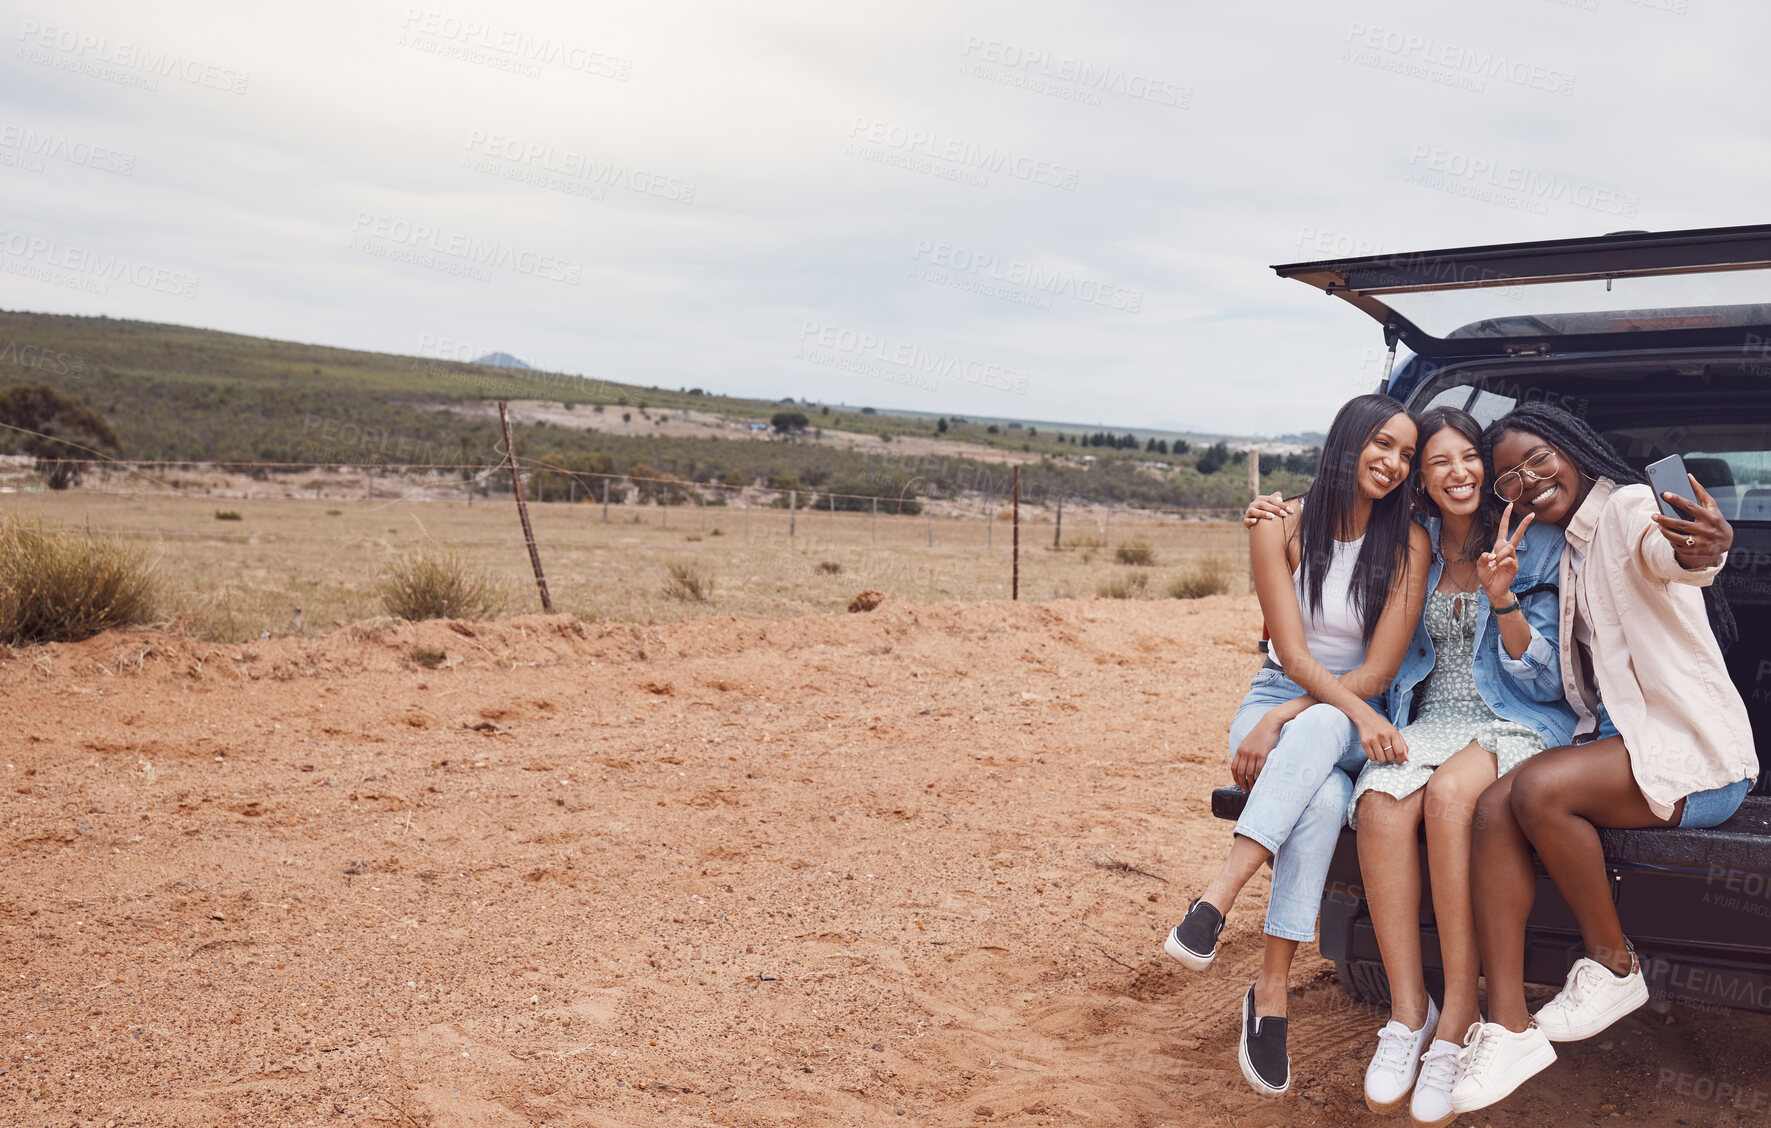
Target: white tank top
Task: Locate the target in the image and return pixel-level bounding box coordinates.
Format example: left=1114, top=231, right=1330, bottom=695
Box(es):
left=1272, top=534, right=1369, bottom=676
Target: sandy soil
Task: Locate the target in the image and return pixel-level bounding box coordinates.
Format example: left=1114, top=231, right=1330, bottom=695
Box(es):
left=3, top=597, right=1765, bottom=1127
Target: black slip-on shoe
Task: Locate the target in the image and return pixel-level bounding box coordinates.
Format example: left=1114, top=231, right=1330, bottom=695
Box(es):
left=1162, top=897, right=1225, bottom=971
left=1240, top=986, right=1290, bottom=1096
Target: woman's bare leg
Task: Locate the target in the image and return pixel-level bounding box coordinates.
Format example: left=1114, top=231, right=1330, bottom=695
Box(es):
left=1472, top=772, right=1536, bottom=1031
left=1356, top=789, right=1428, bottom=1028
left=1507, top=738, right=1679, bottom=973
left=1198, top=834, right=1273, bottom=918
left=1254, top=935, right=1300, bottom=1017
left=1422, top=741, right=1497, bottom=1039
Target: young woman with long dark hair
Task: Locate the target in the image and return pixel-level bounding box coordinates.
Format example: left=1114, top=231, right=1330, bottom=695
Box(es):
left=1450, top=402, right=1757, bottom=1114
left=1163, top=394, right=1429, bottom=1097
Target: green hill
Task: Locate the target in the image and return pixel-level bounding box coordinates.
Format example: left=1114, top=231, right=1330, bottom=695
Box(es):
left=0, top=311, right=1313, bottom=509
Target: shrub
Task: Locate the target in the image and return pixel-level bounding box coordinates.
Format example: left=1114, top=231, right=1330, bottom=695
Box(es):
left=410, top=646, right=447, bottom=669
left=1097, top=572, right=1148, bottom=599
left=661, top=561, right=714, bottom=602
left=1114, top=539, right=1155, bottom=566
left=214, top=510, right=243, bottom=521
left=1168, top=554, right=1235, bottom=599
left=816, top=560, right=842, bottom=575
left=1064, top=534, right=1104, bottom=549
left=376, top=545, right=504, bottom=621
left=0, top=517, right=159, bottom=645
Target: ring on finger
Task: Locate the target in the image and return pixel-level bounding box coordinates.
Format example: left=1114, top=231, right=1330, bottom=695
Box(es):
left=1686, top=535, right=1696, bottom=547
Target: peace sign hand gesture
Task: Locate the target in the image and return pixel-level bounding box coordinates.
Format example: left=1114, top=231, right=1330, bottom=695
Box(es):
left=1477, top=502, right=1535, bottom=607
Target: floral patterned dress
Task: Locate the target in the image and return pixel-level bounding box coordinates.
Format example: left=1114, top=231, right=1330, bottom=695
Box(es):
left=1348, top=588, right=1546, bottom=826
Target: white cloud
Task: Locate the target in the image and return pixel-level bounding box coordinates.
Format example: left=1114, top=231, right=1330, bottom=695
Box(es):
left=1, top=0, right=1763, bottom=433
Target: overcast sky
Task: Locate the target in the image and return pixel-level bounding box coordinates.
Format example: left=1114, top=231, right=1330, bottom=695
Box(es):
left=2, top=0, right=1764, bottom=435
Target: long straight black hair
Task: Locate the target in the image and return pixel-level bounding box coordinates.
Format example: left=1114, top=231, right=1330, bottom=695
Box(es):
left=1481, top=401, right=1737, bottom=650
left=1296, top=393, right=1418, bottom=644
left=1411, top=405, right=1494, bottom=562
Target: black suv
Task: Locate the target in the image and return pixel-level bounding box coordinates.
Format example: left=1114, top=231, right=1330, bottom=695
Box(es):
left=1214, top=224, right=1771, bottom=1015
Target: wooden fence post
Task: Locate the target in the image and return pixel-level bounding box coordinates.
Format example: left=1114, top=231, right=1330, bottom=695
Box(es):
left=497, top=402, right=553, bottom=613
left=1012, top=465, right=1021, bottom=600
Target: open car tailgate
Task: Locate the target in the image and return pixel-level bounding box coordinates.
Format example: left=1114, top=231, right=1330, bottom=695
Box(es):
left=1273, top=224, right=1771, bottom=360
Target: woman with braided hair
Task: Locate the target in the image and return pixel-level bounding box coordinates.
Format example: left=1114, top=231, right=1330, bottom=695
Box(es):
left=1450, top=402, right=1759, bottom=1115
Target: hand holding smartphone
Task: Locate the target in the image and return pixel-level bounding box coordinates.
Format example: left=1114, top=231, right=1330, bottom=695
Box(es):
left=1646, top=454, right=1701, bottom=521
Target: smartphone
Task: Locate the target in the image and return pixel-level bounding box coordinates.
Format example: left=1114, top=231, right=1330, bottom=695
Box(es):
left=1645, top=454, right=1701, bottom=520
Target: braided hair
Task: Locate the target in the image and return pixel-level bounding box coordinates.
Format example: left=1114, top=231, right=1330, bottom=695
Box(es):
left=1481, top=401, right=1737, bottom=650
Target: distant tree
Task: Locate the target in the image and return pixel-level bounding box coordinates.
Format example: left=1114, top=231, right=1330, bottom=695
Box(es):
left=1146, top=437, right=1157, bottom=452
left=860, top=406, right=877, bottom=414
left=819, top=405, right=829, bottom=415
left=0, top=383, right=121, bottom=489
left=986, top=424, right=1000, bottom=435
left=937, top=418, right=948, bottom=433
left=1027, top=427, right=1037, bottom=437
left=770, top=411, right=809, bottom=434
left=1156, top=439, right=1169, bottom=455
left=1120, top=433, right=1136, bottom=449
left=1173, top=439, right=1191, bottom=455
left=1196, top=441, right=1231, bottom=475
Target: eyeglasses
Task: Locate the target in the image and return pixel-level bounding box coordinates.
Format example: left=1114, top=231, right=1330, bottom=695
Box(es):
left=1493, top=449, right=1559, bottom=503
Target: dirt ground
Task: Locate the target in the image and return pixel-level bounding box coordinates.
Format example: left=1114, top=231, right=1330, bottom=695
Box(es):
left=4, top=597, right=1766, bottom=1127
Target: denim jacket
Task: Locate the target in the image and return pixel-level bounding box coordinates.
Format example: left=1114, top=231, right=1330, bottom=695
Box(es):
left=1385, top=515, right=1576, bottom=749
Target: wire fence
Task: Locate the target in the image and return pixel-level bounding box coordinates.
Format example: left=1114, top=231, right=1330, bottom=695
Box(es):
left=0, top=443, right=1257, bottom=640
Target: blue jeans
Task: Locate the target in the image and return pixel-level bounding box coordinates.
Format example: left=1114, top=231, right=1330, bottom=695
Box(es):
left=1680, top=778, right=1750, bottom=828
left=1229, top=667, right=1373, bottom=942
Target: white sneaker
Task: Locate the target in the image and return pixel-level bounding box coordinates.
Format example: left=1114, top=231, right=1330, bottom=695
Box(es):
left=1449, top=1021, right=1556, bottom=1114
left=1364, top=997, right=1438, bottom=1113
left=1533, top=953, right=1649, bottom=1042
left=1409, top=1036, right=1465, bottom=1128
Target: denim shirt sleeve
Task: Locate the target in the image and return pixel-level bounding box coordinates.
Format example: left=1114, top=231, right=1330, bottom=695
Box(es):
left=1493, top=534, right=1567, bottom=703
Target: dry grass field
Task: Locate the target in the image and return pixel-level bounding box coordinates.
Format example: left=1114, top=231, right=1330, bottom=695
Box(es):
left=0, top=489, right=1248, bottom=641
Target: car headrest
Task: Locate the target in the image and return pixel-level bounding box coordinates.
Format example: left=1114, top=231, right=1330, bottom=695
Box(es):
left=1685, top=457, right=1735, bottom=489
